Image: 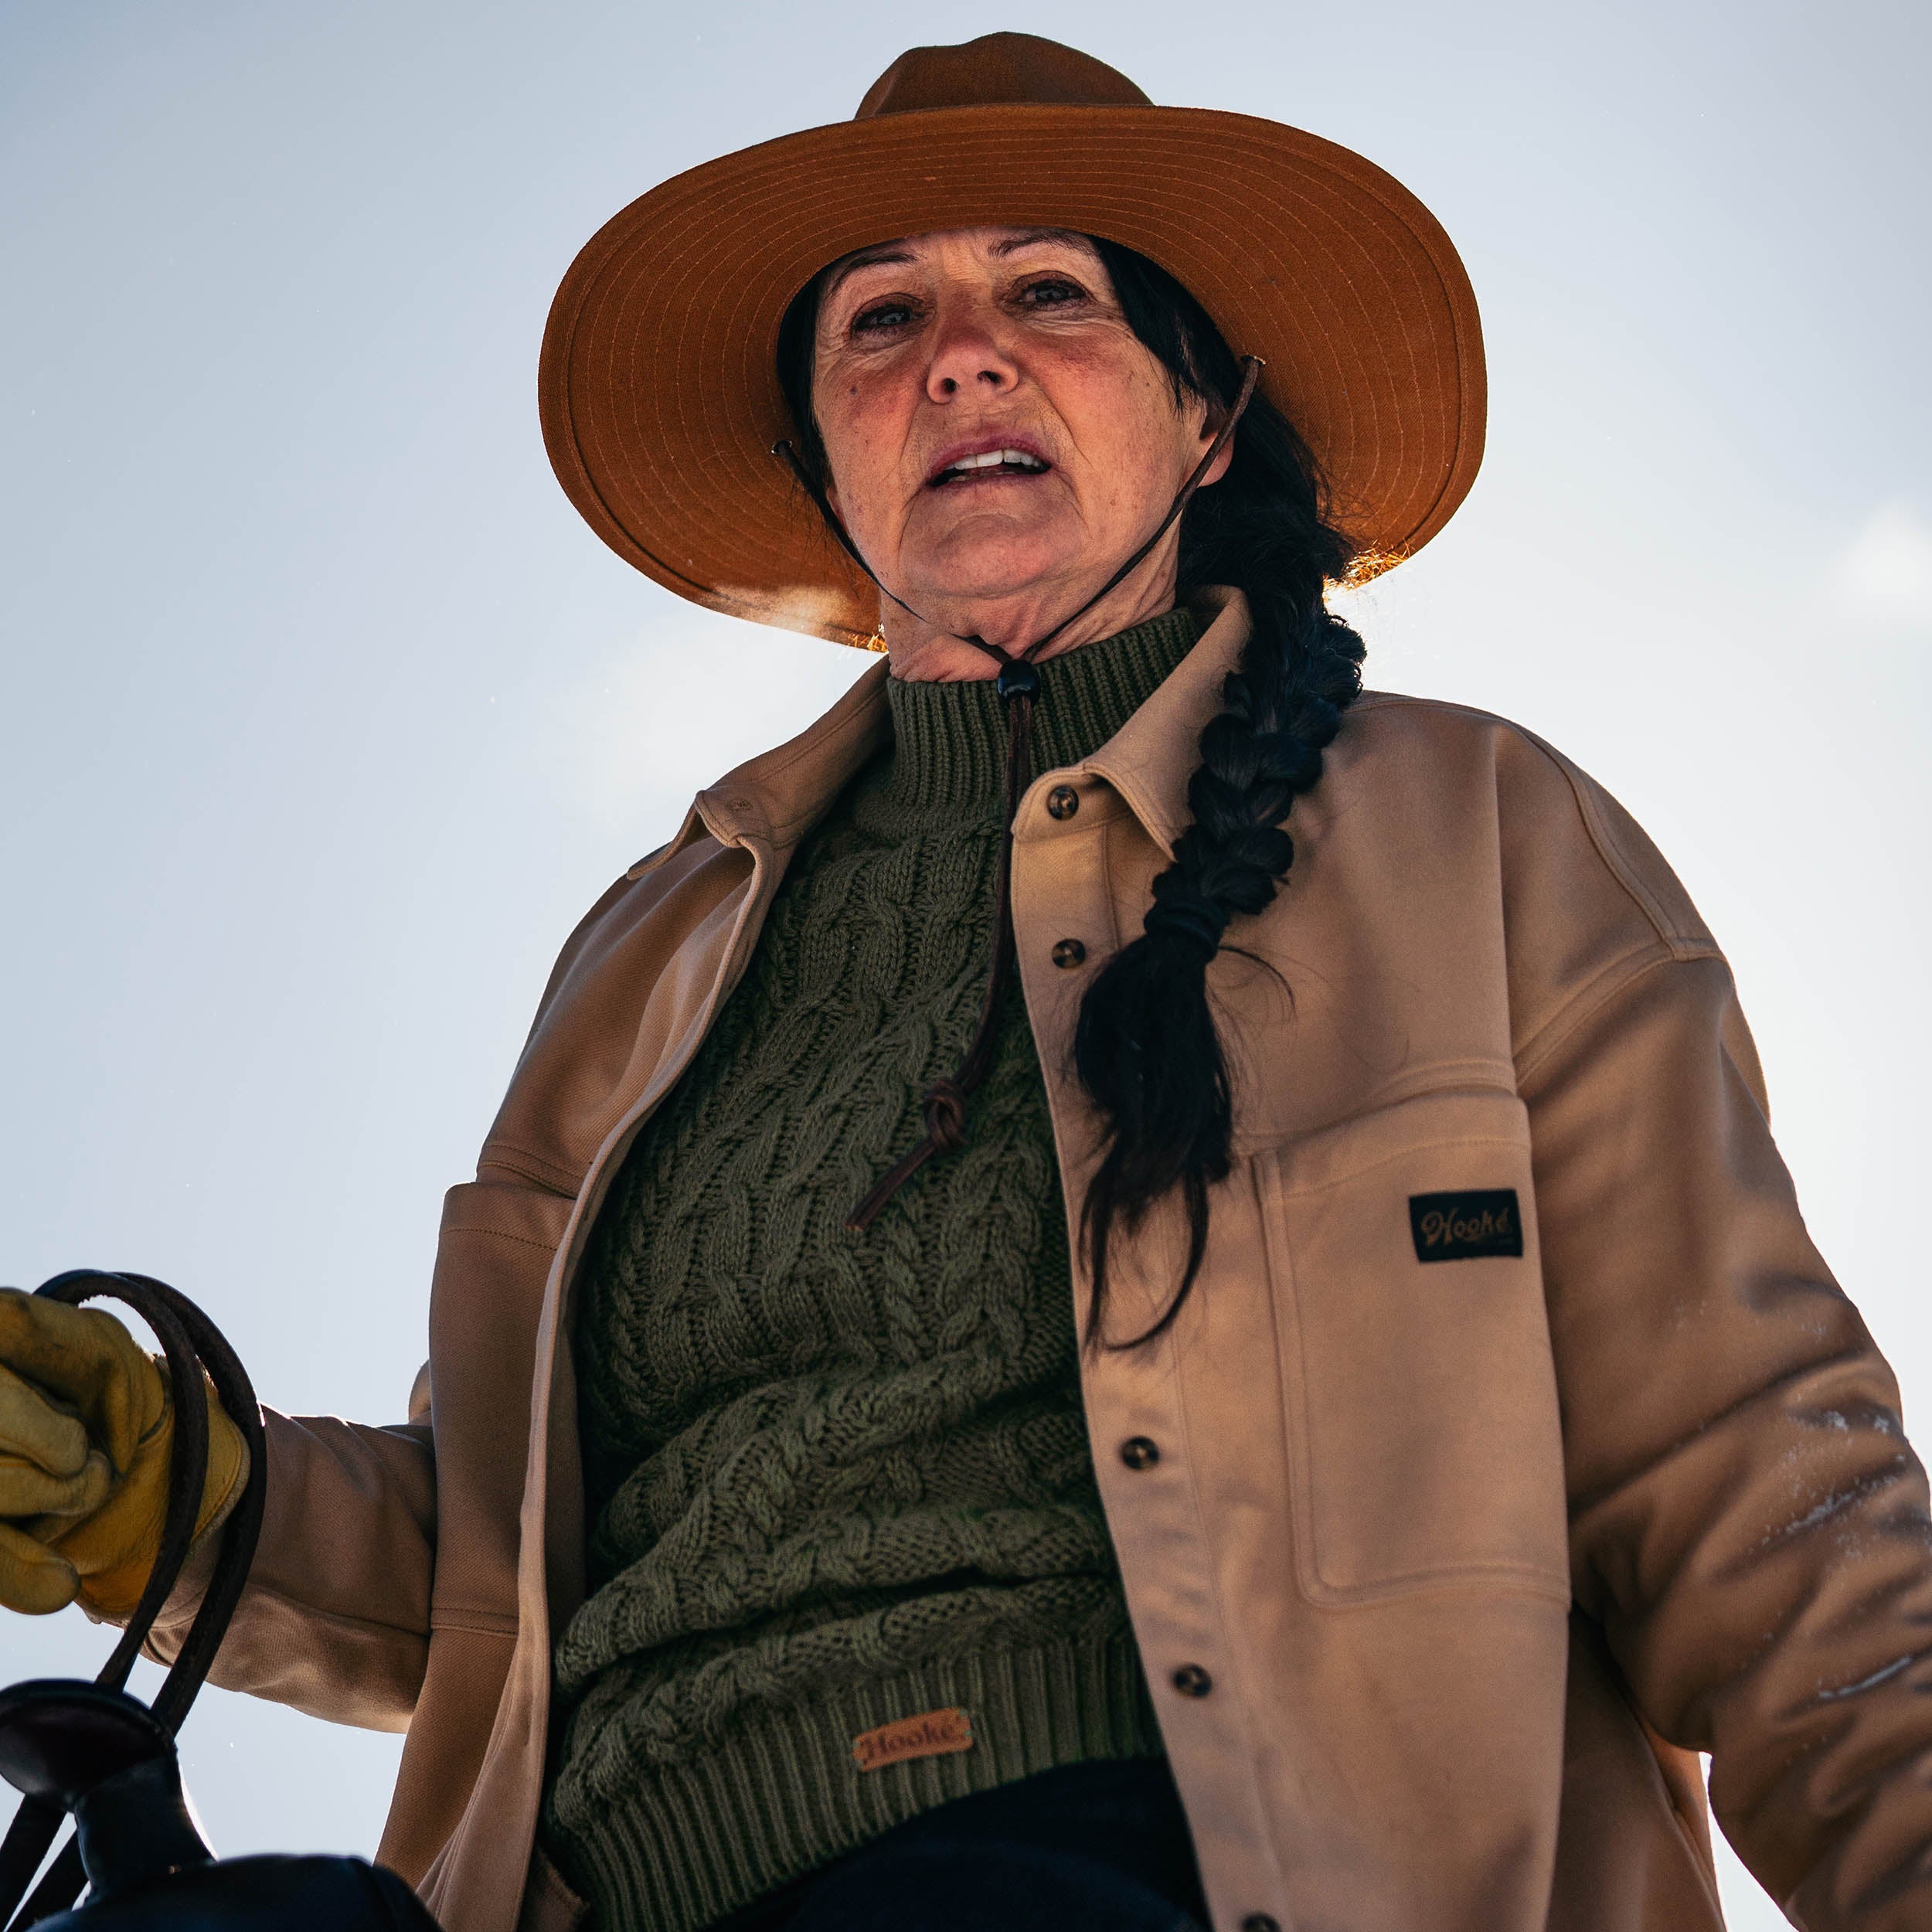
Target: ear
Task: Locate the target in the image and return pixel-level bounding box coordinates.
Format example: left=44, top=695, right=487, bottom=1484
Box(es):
left=1193, top=405, right=1236, bottom=490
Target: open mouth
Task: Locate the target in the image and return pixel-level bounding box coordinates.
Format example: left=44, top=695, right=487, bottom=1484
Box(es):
left=927, top=447, right=1052, bottom=488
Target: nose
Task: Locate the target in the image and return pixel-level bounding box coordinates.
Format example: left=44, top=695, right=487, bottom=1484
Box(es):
left=924, top=298, right=1018, bottom=403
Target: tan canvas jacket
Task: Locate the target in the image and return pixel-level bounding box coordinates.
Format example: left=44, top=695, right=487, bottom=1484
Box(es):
left=151, top=588, right=1932, bottom=1932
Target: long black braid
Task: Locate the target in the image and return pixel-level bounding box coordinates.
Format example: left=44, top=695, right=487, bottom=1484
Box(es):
left=1076, top=240, right=1364, bottom=1346
left=776, top=237, right=1366, bottom=1349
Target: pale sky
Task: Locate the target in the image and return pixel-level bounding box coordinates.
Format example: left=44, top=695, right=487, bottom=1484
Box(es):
left=2, top=5, right=1927, bottom=1927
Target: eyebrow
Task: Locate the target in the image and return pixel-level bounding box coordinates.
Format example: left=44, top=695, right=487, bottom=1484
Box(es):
left=988, top=228, right=1085, bottom=257
left=821, top=243, right=916, bottom=300
left=821, top=228, right=1090, bottom=300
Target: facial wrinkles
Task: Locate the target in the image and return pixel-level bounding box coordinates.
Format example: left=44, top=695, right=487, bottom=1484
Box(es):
left=885, top=354, right=1077, bottom=555
left=904, top=307, right=1050, bottom=496
left=823, top=242, right=1103, bottom=467
left=812, top=228, right=1215, bottom=664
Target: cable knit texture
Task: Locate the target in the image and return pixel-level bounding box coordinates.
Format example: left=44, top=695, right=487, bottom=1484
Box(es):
left=544, top=609, right=1199, bottom=1932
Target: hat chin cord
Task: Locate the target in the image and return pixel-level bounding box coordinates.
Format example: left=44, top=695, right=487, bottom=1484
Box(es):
left=773, top=356, right=1261, bottom=1232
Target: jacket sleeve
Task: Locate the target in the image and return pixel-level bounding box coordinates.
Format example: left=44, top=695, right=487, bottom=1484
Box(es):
left=144, top=1406, right=436, bottom=1734
left=1522, top=948, right=1932, bottom=1929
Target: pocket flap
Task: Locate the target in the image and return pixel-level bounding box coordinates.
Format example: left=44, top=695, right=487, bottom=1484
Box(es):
left=1259, top=1087, right=1570, bottom=1604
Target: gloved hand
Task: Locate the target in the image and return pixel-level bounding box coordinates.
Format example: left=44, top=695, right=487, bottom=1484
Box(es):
left=0, top=1288, right=248, bottom=1620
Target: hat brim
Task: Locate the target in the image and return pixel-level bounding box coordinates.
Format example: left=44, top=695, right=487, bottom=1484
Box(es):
left=539, top=103, right=1485, bottom=648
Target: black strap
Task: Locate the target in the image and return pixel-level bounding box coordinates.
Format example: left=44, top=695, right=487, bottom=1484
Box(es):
left=0, top=1273, right=266, bottom=1930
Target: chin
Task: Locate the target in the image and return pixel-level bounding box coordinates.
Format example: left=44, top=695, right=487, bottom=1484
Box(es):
left=902, top=524, right=1084, bottom=609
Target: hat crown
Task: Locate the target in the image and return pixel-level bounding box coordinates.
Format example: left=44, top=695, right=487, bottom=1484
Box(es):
left=855, top=32, right=1151, bottom=119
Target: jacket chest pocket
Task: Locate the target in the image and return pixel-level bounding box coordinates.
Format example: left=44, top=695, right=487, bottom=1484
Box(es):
left=1256, top=1088, right=1570, bottom=1606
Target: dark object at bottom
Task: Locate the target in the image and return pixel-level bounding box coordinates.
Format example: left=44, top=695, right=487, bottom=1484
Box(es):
left=0, top=1272, right=441, bottom=1931
left=0, top=1680, right=436, bottom=1932
left=27, top=1854, right=434, bottom=1932
left=706, top=1758, right=1210, bottom=1932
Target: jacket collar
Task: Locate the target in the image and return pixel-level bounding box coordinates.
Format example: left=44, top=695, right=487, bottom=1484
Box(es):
left=1078, top=585, right=1248, bottom=859
left=644, top=656, right=891, bottom=870
left=652, top=587, right=1251, bottom=869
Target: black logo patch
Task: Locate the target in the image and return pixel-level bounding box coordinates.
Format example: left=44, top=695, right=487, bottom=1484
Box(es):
left=1409, top=1189, right=1523, bottom=1263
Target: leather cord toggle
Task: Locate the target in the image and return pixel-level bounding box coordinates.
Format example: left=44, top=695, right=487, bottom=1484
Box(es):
left=994, top=658, right=1039, bottom=701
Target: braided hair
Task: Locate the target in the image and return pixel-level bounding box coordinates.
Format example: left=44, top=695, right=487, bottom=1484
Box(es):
left=777, top=238, right=1366, bottom=1348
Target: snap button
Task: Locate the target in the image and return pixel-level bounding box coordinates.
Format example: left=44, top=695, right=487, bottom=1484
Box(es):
left=1241, top=1917, right=1281, bottom=1932
left=1171, top=1663, right=1213, bottom=1699
left=1119, top=1437, right=1160, bottom=1470
left=1046, top=785, right=1080, bottom=820
left=1051, top=938, right=1087, bottom=969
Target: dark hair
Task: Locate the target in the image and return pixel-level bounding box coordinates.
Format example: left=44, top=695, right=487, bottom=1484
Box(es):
left=777, top=236, right=1366, bottom=1346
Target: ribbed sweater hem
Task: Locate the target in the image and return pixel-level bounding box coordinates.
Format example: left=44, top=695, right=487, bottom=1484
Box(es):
left=549, top=1631, right=1163, bottom=1932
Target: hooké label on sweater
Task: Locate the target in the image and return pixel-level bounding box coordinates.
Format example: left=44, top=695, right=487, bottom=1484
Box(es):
left=852, top=1707, right=975, bottom=1772
left=1408, top=1189, right=1524, bottom=1262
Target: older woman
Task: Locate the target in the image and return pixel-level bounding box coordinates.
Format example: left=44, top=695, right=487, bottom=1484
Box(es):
left=5, top=30, right=1932, bottom=1932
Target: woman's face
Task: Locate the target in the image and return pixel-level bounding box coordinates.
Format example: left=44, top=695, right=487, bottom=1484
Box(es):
left=811, top=226, right=1225, bottom=665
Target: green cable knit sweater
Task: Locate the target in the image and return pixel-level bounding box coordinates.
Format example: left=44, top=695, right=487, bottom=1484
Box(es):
left=544, top=609, right=1199, bottom=1932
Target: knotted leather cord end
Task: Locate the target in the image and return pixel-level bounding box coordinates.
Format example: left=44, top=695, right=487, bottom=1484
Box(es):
left=846, top=1136, right=938, bottom=1233
left=921, top=1078, right=969, bottom=1153
left=843, top=1073, right=980, bottom=1231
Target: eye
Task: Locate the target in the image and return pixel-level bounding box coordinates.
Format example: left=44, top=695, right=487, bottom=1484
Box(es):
left=1017, top=277, right=1090, bottom=311
left=850, top=297, right=922, bottom=336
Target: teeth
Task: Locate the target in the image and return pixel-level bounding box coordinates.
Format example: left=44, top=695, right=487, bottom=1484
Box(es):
left=941, top=448, right=1046, bottom=477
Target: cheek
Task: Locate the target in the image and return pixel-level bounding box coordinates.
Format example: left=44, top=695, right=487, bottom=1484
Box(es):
left=1046, top=351, right=1195, bottom=511
left=816, top=371, right=915, bottom=512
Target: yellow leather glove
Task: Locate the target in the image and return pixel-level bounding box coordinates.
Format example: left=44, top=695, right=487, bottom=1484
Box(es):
left=0, top=1289, right=248, bottom=1620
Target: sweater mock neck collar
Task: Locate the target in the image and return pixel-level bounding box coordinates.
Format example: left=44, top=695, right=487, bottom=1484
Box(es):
left=881, top=607, right=1200, bottom=811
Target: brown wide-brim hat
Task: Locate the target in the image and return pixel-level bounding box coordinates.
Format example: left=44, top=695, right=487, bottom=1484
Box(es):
left=539, top=32, right=1485, bottom=650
